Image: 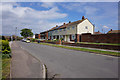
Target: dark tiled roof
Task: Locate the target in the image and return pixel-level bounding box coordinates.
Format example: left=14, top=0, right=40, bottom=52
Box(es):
left=94, top=31, right=102, bottom=34
left=107, top=30, right=120, bottom=33
left=48, top=19, right=85, bottom=31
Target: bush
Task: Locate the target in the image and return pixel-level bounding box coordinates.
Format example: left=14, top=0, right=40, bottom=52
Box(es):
left=32, top=39, right=36, bottom=42
left=2, top=40, right=11, bottom=55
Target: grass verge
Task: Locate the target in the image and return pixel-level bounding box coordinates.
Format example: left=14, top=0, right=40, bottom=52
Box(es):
left=77, top=42, right=120, bottom=46
left=37, top=42, right=120, bottom=57
left=2, top=56, right=11, bottom=79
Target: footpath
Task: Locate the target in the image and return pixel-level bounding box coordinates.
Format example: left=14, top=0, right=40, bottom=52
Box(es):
left=11, top=41, right=42, bottom=78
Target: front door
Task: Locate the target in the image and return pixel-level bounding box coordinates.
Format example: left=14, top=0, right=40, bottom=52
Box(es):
left=66, top=35, right=70, bottom=42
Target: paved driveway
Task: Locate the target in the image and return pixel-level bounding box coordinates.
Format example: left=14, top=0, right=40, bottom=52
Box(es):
left=17, top=41, right=118, bottom=78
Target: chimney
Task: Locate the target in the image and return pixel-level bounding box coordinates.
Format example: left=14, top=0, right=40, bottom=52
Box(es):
left=63, top=23, right=65, bottom=25
left=110, top=29, right=112, bottom=31
left=98, top=30, right=99, bottom=32
left=82, top=16, right=85, bottom=20
left=69, top=21, right=71, bottom=23
left=56, top=25, right=58, bottom=27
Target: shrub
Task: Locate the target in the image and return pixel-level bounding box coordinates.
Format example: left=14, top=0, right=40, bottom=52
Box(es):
left=32, top=39, right=36, bottom=42
left=2, top=40, right=11, bottom=55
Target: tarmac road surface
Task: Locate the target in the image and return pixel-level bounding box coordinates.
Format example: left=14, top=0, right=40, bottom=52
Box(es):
left=16, top=41, right=118, bottom=78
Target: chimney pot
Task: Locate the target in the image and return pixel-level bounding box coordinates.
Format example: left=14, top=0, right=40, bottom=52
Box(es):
left=69, top=21, right=71, bottom=23
left=56, top=25, right=58, bottom=27
left=110, top=29, right=112, bottom=31
left=63, top=23, right=65, bottom=25
left=82, top=16, right=85, bottom=20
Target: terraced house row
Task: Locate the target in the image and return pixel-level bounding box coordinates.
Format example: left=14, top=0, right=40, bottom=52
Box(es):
left=40, top=16, right=95, bottom=42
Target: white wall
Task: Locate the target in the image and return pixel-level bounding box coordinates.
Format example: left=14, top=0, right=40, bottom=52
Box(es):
left=52, top=24, right=77, bottom=36
left=51, top=19, right=94, bottom=36
left=77, top=19, right=94, bottom=34
left=66, top=24, right=77, bottom=35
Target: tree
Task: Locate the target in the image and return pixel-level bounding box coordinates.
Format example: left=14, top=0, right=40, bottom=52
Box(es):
left=20, top=28, right=33, bottom=38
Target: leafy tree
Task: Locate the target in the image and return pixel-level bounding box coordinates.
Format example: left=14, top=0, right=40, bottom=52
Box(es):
left=20, top=28, right=33, bottom=38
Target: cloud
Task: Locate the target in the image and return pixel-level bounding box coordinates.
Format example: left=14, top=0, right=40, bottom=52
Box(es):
left=41, top=2, right=55, bottom=8
left=1, top=2, right=68, bottom=36
left=84, top=6, right=98, bottom=16
left=103, top=25, right=109, bottom=29
left=1, top=0, right=119, bottom=2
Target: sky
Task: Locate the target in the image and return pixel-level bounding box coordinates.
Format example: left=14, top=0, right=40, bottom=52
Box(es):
left=0, top=2, right=119, bottom=36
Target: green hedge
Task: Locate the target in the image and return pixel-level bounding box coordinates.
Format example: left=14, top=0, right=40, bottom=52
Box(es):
left=1, top=40, right=11, bottom=58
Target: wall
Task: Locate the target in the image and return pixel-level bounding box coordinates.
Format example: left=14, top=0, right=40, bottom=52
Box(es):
left=52, top=24, right=77, bottom=36
left=81, top=33, right=120, bottom=44
left=77, top=19, right=94, bottom=34
left=62, top=42, right=120, bottom=51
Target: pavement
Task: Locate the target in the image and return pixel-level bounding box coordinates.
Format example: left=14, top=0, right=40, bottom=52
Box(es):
left=17, top=41, right=119, bottom=78
left=11, top=41, right=42, bottom=78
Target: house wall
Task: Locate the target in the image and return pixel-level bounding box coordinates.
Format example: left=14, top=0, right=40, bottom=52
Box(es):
left=66, top=24, right=77, bottom=35
left=48, top=19, right=94, bottom=42
left=77, top=19, right=94, bottom=34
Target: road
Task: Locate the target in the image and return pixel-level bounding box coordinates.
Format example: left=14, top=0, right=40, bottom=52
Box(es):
left=17, top=41, right=118, bottom=78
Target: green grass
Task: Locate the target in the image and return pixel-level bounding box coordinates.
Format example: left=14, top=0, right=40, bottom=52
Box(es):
left=77, top=42, right=120, bottom=46
left=38, top=43, right=120, bottom=57
left=2, top=55, right=11, bottom=79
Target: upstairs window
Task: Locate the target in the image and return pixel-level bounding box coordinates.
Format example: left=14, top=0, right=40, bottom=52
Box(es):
left=64, top=28, right=66, bottom=31
left=85, top=26, right=88, bottom=29
left=60, top=29, right=62, bottom=32
left=67, top=27, right=70, bottom=30
left=72, top=26, right=75, bottom=29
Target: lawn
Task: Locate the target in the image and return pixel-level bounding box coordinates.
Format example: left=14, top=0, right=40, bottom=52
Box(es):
left=37, top=42, right=120, bottom=57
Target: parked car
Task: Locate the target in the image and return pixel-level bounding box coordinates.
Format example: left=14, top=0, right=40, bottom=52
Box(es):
left=26, top=40, right=30, bottom=43
left=21, top=39, right=26, bottom=42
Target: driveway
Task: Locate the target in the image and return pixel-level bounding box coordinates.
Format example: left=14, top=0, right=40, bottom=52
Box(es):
left=17, top=41, right=118, bottom=78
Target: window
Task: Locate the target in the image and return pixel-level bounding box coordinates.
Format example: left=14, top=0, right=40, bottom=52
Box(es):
left=85, top=26, right=88, bottom=29
left=72, top=26, right=74, bottom=29
left=72, top=35, right=75, bottom=40
left=67, top=27, right=70, bottom=29
left=60, top=35, right=63, bottom=38
left=60, top=29, right=62, bottom=32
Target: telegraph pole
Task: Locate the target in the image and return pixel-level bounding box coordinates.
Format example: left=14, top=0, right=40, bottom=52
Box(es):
left=15, top=27, right=17, bottom=40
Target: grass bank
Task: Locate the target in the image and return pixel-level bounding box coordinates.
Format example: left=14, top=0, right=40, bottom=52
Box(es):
left=36, top=42, right=120, bottom=57
left=2, top=56, right=11, bottom=79
left=77, top=42, right=120, bottom=46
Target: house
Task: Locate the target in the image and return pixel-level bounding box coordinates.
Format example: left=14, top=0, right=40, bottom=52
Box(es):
left=40, top=31, right=48, bottom=40
left=32, top=34, right=35, bottom=39
left=35, top=34, right=40, bottom=39
left=107, top=29, right=120, bottom=33
left=40, top=16, right=94, bottom=42
left=94, top=31, right=103, bottom=34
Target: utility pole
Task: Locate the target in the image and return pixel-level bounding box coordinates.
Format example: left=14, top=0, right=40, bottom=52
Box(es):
left=15, top=27, right=17, bottom=40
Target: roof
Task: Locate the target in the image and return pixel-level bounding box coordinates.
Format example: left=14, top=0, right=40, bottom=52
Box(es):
left=48, top=19, right=85, bottom=31
left=107, top=30, right=120, bottom=33
left=94, top=31, right=102, bottom=34
left=40, top=16, right=90, bottom=33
